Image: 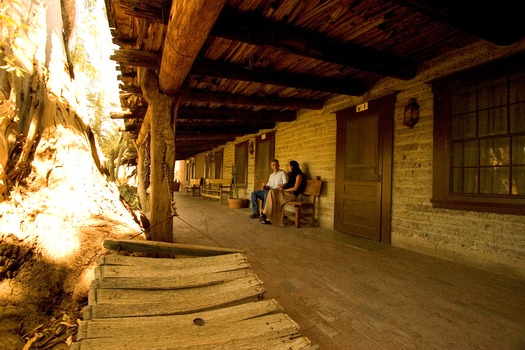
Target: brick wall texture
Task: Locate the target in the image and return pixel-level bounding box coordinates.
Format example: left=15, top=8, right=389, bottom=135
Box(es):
left=190, top=39, right=525, bottom=280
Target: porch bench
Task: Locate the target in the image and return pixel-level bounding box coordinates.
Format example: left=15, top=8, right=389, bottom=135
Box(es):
left=184, top=178, right=202, bottom=196
left=284, top=179, right=323, bottom=228
left=200, top=178, right=232, bottom=204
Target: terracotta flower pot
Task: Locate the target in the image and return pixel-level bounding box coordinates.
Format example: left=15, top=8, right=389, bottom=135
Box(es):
left=228, top=198, right=250, bottom=209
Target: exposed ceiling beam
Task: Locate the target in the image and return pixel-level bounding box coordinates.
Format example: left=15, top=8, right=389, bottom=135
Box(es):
left=158, top=0, right=227, bottom=95
left=393, top=0, right=525, bottom=46
left=176, top=124, right=269, bottom=135
left=187, top=89, right=324, bottom=110
left=190, top=58, right=367, bottom=96
left=178, top=107, right=296, bottom=122
left=211, top=11, right=417, bottom=80
left=176, top=134, right=237, bottom=142
left=111, top=51, right=367, bottom=96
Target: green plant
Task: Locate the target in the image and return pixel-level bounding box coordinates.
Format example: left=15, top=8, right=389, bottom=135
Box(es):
left=230, top=164, right=238, bottom=198
left=118, top=183, right=141, bottom=211
left=0, top=0, right=28, bottom=78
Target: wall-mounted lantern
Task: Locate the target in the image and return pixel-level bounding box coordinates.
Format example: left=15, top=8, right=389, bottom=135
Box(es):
left=403, top=98, right=420, bottom=128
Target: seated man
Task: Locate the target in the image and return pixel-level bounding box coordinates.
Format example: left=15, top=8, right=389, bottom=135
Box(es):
left=249, top=159, right=288, bottom=219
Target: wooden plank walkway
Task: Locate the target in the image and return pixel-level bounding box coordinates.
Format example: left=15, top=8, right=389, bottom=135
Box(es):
left=71, top=239, right=318, bottom=350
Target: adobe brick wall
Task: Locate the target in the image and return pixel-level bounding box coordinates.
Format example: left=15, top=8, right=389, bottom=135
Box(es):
left=194, top=39, right=525, bottom=280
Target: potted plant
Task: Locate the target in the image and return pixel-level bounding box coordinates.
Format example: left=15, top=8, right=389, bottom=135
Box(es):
left=228, top=164, right=250, bottom=208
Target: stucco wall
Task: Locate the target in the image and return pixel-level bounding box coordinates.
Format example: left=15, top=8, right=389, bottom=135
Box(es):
left=192, top=39, right=525, bottom=280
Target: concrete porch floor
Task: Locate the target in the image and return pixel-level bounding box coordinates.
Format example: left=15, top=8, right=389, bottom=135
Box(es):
left=171, top=192, right=525, bottom=350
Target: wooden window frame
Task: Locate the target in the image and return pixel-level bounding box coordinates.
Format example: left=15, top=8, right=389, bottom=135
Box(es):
left=431, top=53, right=525, bottom=215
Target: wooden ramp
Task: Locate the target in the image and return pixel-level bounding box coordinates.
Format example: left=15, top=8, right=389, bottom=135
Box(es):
left=71, top=239, right=318, bottom=350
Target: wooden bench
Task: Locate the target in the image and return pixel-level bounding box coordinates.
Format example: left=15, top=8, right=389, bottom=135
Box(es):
left=200, top=178, right=232, bottom=204
left=285, top=179, right=323, bottom=228
left=184, top=178, right=202, bottom=196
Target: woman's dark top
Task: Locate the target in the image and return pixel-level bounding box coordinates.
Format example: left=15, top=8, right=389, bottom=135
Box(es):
left=283, top=169, right=307, bottom=196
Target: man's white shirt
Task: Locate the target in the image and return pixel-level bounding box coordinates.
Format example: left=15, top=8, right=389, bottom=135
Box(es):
left=267, top=170, right=288, bottom=189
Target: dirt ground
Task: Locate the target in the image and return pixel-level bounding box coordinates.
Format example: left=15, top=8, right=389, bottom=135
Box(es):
left=0, top=182, right=143, bottom=349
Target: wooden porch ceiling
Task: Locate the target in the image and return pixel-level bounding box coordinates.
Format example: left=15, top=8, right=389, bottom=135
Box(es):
left=105, top=0, right=525, bottom=161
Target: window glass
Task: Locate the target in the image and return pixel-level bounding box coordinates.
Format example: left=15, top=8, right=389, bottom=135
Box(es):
left=513, top=136, right=525, bottom=165
left=451, top=87, right=477, bottom=115
left=478, top=78, right=507, bottom=110
left=480, top=138, right=510, bottom=166
left=512, top=166, right=525, bottom=194
left=452, top=113, right=477, bottom=140
left=480, top=167, right=509, bottom=195
left=510, top=73, right=525, bottom=103
left=510, top=103, right=525, bottom=132
left=479, top=107, right=507, bottom=137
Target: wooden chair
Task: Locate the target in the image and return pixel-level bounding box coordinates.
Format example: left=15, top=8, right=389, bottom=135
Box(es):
left=284, top=179, right=323, bottom=228
left=185, top=178, right=202, bottom=196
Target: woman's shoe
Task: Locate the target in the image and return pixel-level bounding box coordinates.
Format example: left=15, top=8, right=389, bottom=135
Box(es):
left=259, top=215, right=271, bottom=224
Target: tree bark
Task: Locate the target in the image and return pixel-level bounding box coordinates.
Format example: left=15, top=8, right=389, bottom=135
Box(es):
left=140, top=68, right=175, bottom=242
left=158, top=0, right=227, bottom=94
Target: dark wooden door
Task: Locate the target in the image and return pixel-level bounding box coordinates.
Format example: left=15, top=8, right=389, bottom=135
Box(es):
left=335, top=94, right=395, bottom=243
left=254, top=132, right=275, bottom=190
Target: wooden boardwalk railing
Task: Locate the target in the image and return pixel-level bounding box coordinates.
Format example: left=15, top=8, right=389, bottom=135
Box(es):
left=71, top=239, right=318, bottom=350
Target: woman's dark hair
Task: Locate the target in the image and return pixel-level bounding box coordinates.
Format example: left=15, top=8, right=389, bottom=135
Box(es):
left=289, top=160, right=300, bottom=170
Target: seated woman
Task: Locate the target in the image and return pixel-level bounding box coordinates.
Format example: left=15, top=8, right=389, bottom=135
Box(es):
left=260, top=160, right=306, bottom=226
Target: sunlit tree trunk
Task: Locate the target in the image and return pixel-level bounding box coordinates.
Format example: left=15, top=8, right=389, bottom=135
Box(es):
left=0, top=0, right=140, bottom=345
left=140, top=68, right=175, bottom=242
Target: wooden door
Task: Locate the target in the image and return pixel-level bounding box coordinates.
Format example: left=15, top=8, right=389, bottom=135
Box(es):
left=254, top=132, right=275, bottom=190
left=335, top=94, right=394, bottom=243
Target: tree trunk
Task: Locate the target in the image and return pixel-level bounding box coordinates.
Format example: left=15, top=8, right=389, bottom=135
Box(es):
left=140, top=68, right=175, bottom=242
left=0, top=0, right=141, bottom=345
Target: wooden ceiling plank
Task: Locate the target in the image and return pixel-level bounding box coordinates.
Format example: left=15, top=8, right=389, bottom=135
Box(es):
left=211, top=11, right=417, bottom=80
left=158, top=0, right=228, bottom=95
left=393, top=0, right=525, bottom=46
left=113, top=0, right=169, bottom=23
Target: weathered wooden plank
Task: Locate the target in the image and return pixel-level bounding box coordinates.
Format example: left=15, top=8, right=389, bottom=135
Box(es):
left=90, top=276, right=265, bottom=311
left=71, top=335, right=319, bottom=350
left=98, top=252, right=249, bottom=268
left=90, top=268, right=256, bottom=291
left=71, top=334, right=319, bottom=350
left=96, top=259, right=249, bottom=279
left=77, top=299, right=283, bottom=340
left=103, top=238, right=245, bottom=256
left=72, top=336, right=316, bottom=350
left=74, top=312, right=304, bottom=349
left=84, top=281, right=263, bottom=318
left=92, top=275, right=264, bottom=303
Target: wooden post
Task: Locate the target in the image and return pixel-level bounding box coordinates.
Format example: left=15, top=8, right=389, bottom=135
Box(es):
left=138, top=0, right=226, bottom=240
left=140, top=69, right=175, bottom=242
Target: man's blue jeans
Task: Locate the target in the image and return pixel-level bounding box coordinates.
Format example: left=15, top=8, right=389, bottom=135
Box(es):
left=251, top=189, right=268, bottom=214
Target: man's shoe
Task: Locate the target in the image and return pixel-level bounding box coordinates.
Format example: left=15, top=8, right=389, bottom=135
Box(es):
left=249, top=213, right=259, bottom=219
